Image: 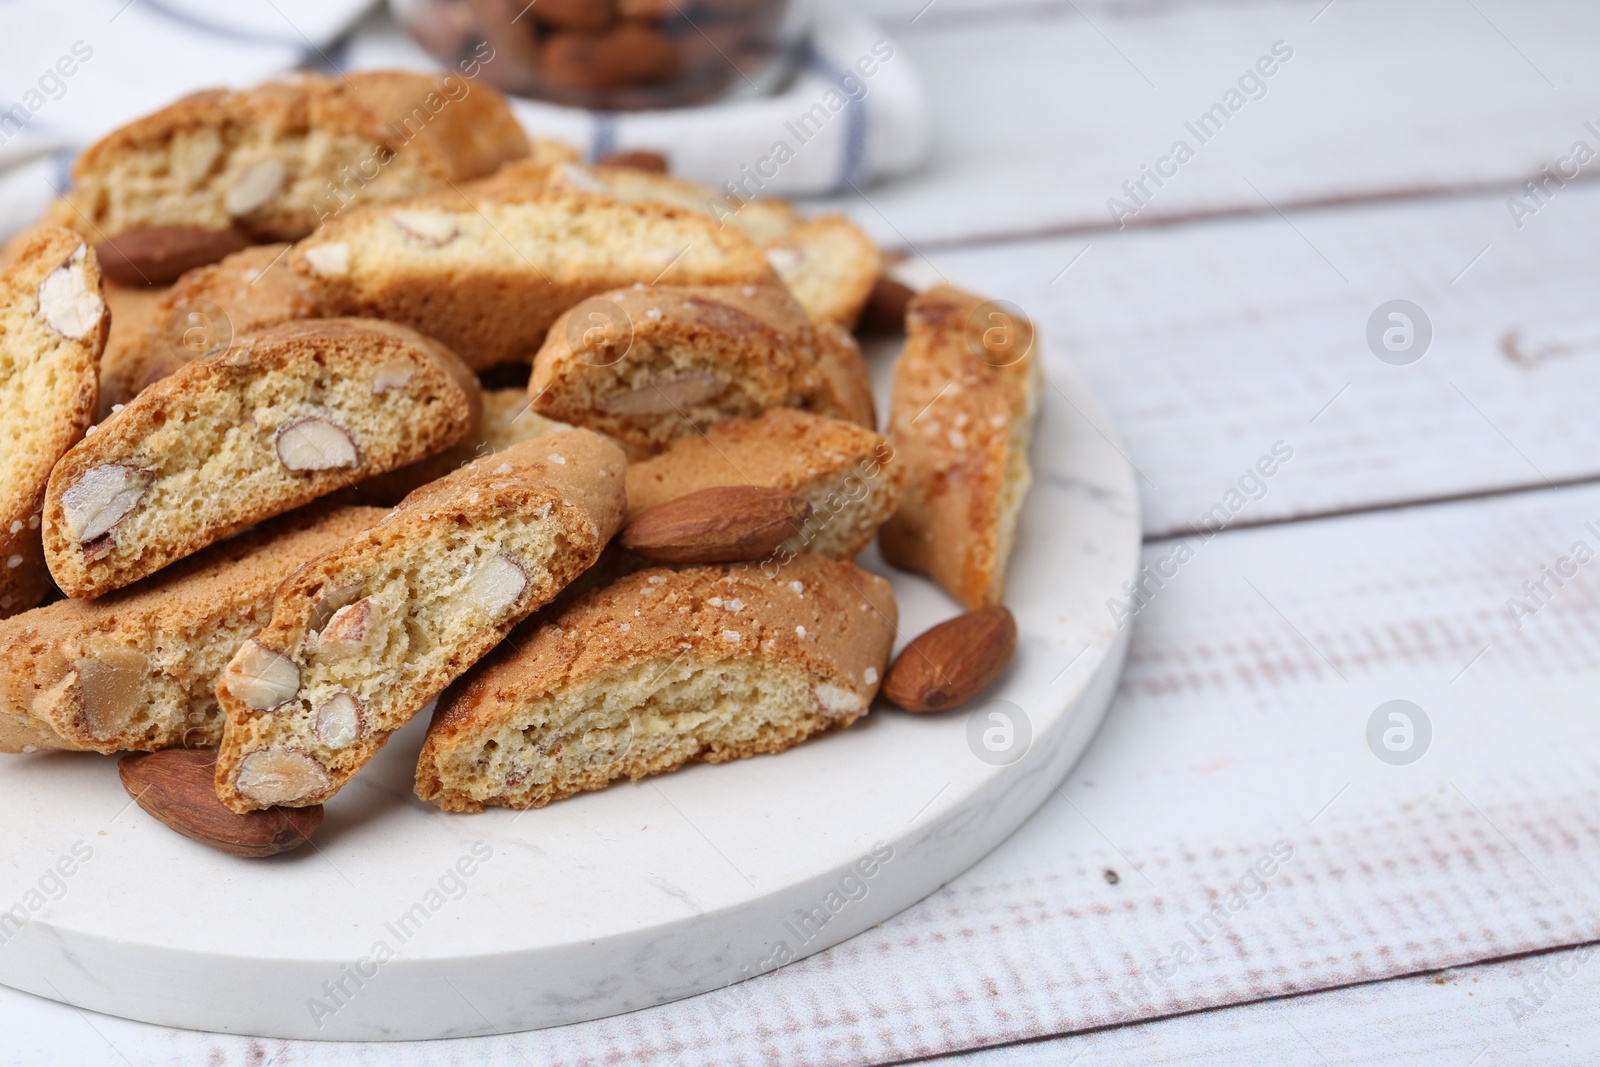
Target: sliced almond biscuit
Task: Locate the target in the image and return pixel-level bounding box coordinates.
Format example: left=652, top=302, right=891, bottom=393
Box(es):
left=414, top=555, right=897, bottom=812
left=214, top=429, right=627, bottom=812
left=98, top=243, right=328, bottom=418
left=626, top=409, right=904, bottom=562
left=763, top=216, right=882, bottom=328
left=0, top=227, right=109, bottom=618
left=288, top=190, right=776, bottom=370
left=879, top=285, right=1038, bottom=609
left=43, top=318, right=478, bottom=598
left=47, top=71, right=529, bottom=282
left=0, top=506, right=383, bottom=755
left=528, top=283, right=862, bottom=453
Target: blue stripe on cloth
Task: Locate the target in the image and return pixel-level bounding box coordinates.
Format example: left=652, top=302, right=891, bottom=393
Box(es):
left=804, top=47, right=869, bottom=195
left=590, top=112, right=617, bottom=162
left=132, top=0, right=309, bottom=49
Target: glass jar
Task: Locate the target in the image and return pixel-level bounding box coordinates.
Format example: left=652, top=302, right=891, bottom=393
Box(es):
left=392, top=0, right=813, bottom=110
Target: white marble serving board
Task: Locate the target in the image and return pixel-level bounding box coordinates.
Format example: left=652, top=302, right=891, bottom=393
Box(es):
left=0, top=342, right=1140, bottom=1041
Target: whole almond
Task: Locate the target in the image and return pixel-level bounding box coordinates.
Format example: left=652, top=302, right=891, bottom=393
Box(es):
left=118, top=749, right=323, bottom=858
left=95, top=226, right=251, bottom=286
left=856, top=274, right=916, bottom=336
left=621, top=485, right=811, bottom=563
left=882, top=606, right=1017, bottom=712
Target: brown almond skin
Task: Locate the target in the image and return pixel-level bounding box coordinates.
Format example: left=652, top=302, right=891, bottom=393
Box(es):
left=620, top=485, right=811, bottom=563
left=118, top=749, right=323, bottom=858
left=882, top=605, right=1017, bottom=712
left=95, top=226, right=252, bottom=286
left=856, top=274, right=917, bottom=336
left=596, top=149, right=669, bottom=173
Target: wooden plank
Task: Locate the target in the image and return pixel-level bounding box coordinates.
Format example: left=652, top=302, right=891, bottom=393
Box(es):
left=819, top=0, right=1600, bottom=247
left=917, top=944, right=1600, bottom=1066
left=6, top=481, right=1597, bottom=1064
left=921, top=182, right=1600, bottom=538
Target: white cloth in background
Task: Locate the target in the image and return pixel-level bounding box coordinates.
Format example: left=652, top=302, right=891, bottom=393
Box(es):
left=0, top=0, right=929, bottom=242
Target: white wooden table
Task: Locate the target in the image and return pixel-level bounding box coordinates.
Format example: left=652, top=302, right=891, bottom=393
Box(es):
left=6, top=0, right=1600, bottom=1061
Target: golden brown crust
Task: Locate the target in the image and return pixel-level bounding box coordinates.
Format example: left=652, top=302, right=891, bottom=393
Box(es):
left=288, top=190, right=778, bottom=370
left=879, top=285, right=1037, bottom=609
left=98, top=243, right=327, bottom=417
left=415, top=555, right=897, bottom=811
left=0, top=227, right=108, bottom=617
left=0, top=506, right=384, bottom=754
left=42, top=317, right=477, bottom=598
left=625, top=408, right=904, bottom=560
left=213, top=430, right=627, bottom=811
left=61, top=71, right=530, bottom=244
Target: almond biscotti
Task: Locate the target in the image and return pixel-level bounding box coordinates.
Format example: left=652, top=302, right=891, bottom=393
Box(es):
left=0, top=506, right=382, bottom=755
left=43, top=318, right=478, bottom=598
left=288, top=191, right=777, bottom=370
left=528, top=283, right=857, bottom=452
left=764, top=216, right=881, bottom=328
left=626, top=409, right=903, bottom=561
left=214, top=430, right=627, bottom=811
left=879, top=285, right=1038, bottom=609
left=0, top=227, right=108, bottom=617
left=48, top=71, right=529, bottom=283
left=414, top=555, right=897, bottom=812
left=98, top=243, right=327, bottom=417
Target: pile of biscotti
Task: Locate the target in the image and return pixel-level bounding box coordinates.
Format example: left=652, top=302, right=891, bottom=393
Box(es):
left=0, top=71, right=1036, bottom=856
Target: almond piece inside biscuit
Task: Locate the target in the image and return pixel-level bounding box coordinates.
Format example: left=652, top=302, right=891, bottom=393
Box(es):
left=461, top=552, right=528, bottom=618
left=222, top=640, right=300, bottom=711
left=236, top=746, right=329, bottom=806
left=274, top=415, right=359, bottom=471
left=225, top=159, right=286, bottom=217
left=317, top=598, right=377, bottom=659
left=75, top=648, right=148, bottom=741
left=60, top=464, right=153, bottom=543
left=390, top=210, right=459, bottom=247
left=601, top=373, right=721, bottom=416
left=303, top=242, right=349, bottom=277
left=37, top=245, right=105, bottom=340
left=371, top=359, right=415, bottom=393
left=314, top=692, right=365, bottom=749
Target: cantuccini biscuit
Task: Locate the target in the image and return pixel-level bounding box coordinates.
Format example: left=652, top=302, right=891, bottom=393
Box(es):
left=288, top=190, right=777, bottom=370
left=48, top=71, right=529, bottom=282
left=0, top=227, right=109, bottom=617
left=626, top=409, right=903, bottom=561
left=98, top=243, right=327, bottom=417
left=43, top=318, right=478, bottom=598
left=214, top=430, right=627, bottom=811
left=528, top=283, right=860, bottom=452
left=879, top=285, right=1037, bottom=609
left=764, top=216, right=882, bottom=328
left=414, top=555, right=897, bottom=812
left=0, top=506, right=383, bottom=755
